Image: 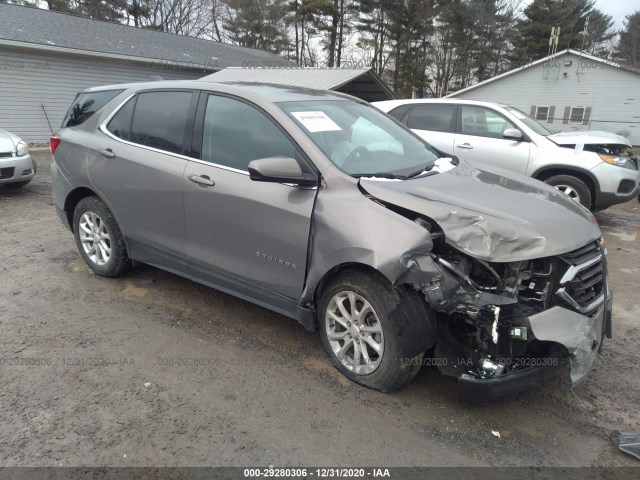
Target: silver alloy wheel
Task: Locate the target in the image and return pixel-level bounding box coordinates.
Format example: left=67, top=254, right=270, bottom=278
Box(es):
left=554, top=184, right=581, bottom=203
left=78, top=212, right=111, bottom=266
left=325, top=291, right=384, bottom=375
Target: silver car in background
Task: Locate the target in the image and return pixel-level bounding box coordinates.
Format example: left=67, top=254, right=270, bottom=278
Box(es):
left=51, top=81, right=612, bottom=401
left=373, top=99, right=639, bottom=210
left=0, top=128, right=36, bottom=188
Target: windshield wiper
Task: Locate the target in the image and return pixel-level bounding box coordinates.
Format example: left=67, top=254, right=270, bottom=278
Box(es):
left=353, top=172, right=407, bottom=180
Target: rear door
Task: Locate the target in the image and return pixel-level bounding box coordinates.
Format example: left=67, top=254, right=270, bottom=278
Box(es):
left=398, top=104, right=457, bottom=155
left=453, top=105, right=531, bottom=174
left=183, top=93, right=316, bottom=300
left=92, top=90, right=197, bottom=274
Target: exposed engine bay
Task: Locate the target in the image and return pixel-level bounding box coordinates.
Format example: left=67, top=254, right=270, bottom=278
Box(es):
left=399, top=215, right=611, bottom=401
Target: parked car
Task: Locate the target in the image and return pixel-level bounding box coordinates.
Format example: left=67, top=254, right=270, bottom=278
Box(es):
left=0, top=128, right=37, bottom=188
left=52, top=82, right=611, bottom=401
left=373, top=99, right=639, bottom=210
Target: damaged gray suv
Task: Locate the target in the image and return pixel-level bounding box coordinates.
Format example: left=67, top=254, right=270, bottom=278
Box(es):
left=52, top=81, right=612, bottom=401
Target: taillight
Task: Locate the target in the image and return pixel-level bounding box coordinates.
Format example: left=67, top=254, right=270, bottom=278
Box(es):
left=50, top=134, right=61, bottom=154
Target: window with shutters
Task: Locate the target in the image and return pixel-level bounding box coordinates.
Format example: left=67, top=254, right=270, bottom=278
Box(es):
left=570, top=107, right=585, bottom=123
left=535, top=106, right=549, bottom=121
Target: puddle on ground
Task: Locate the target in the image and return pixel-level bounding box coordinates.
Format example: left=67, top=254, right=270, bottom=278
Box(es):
left=67, top=259, right=89, bottom=273
left=121, top=283, right=149, bottom=299
left=620, top=268, right=640, bottom=276
left=303, top=356, right=352, bottom=387
left=604, top=229, right=638, bottom=242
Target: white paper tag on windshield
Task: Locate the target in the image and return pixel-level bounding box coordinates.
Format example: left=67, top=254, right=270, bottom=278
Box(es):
left=291, top=111, right=342, bottom=132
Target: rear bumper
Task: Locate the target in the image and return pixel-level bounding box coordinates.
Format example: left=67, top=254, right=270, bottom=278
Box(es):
left=0, top=154, right=36, bottom=184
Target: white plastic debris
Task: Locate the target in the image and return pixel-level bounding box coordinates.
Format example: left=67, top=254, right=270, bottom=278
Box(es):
left=431, top=157, right=457, bottom=173
left=144, top=383, right=151, bottom=388
left=492, top=430, right=501, bottom=439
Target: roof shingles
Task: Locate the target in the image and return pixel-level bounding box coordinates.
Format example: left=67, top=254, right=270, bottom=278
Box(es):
left=0, top=4, right=291, bottom=70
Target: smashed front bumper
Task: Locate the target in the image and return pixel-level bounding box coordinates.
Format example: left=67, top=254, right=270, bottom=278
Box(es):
left=458, top=294, right=612, bottom=402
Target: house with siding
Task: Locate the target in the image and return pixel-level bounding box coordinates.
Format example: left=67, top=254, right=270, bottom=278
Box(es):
left=0, top=4, right=290, bottom=143
left=447, top=49, right=640, bottom=146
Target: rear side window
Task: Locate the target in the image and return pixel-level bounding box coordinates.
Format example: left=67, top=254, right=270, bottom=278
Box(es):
left=106, top=97, right=135, bottom=140
left=407, top=105, right=455, bottom=133
left=62, top=89, right=123, bottom=128
left=129, top=91, right=193, bottom=155
left=387, top=104, right=412, bottom=122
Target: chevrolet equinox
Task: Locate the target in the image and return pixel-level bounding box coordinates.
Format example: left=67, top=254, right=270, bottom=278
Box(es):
left=51, top=81, right=612, bottom=401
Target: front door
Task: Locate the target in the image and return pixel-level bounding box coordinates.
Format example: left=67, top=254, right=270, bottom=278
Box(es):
left=454, top=105, right=531, bottom=175
left=184, top=93, right=316, bottom=300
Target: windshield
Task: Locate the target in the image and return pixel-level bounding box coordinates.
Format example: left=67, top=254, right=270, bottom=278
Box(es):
left=278, top=100, right=440, bottom=177
left=504, top=106, right=553, bottom=136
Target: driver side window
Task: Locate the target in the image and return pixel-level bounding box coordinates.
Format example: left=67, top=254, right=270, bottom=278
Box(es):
left=460, top=106, right=515, bottom=139
left=201, top=95, right=296, bottom=171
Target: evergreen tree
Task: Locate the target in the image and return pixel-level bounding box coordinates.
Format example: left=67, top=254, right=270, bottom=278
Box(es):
left=615, top=11, right=640, bottom=67
left=512, top=0, right=594, bottom=64
left=222, top=0, right=292, bottom=55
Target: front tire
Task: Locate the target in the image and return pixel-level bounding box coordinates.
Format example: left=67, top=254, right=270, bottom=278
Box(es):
left=73, top=196, right=130, bottom=277
left=319, top=270, right=434, bottom=392
left=544, top=174, right=592, bottom=209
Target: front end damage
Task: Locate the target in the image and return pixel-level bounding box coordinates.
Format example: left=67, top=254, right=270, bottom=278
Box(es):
left=402, top=233, right=612, bottom=402
left=303, top=161, right=610, bottom=401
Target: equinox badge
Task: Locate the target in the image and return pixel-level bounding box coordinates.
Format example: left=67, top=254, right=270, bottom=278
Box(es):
left=256, top=251, right=297, bottom=269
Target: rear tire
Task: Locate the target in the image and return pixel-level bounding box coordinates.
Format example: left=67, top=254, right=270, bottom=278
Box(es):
left=73, top=196, right=130, bottom=277
left=318, top=269, right=434, bottom=392
left=544, top=174, right=592, bottom=209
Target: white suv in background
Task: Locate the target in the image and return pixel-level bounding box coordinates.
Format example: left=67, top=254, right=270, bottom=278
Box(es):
left=373, top=99, right=639, bottom=210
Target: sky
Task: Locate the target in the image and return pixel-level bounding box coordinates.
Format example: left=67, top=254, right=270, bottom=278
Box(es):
left=593, top=0, right=633, bottom=29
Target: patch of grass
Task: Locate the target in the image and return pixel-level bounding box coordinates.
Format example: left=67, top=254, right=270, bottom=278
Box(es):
left=630, top=147, right=640, bottom=156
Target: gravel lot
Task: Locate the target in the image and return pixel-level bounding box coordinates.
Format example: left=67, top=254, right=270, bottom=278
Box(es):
left=1, top=151, right=639, bottom=467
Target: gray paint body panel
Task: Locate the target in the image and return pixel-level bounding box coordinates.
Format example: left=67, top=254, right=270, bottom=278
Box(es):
left=52, top=81, right=609, bottom=399
left=359, top=160, right=601, bottom=262
left=184, top=161, right=315, bottom=299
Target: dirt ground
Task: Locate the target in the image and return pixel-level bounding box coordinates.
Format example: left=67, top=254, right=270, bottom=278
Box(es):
left=0, top=151, right=639, bottom=467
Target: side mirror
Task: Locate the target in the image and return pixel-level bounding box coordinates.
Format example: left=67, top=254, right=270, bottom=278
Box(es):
left=503, top=128, right=524, bottom=141
left=248, top=156, right=317, bottom=187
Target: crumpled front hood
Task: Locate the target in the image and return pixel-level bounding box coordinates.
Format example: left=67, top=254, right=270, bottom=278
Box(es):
left=360, top=161, right=601, bottom=262
left=548, top=130, right=631, bottom=147
left=0, top=129, right=17, bottom=154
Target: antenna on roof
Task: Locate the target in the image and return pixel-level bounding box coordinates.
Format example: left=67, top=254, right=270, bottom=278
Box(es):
left=580, top=15, right=590, bottom=52
left=576, top=15, right=590, bottom=76
left=543, top=27, right=561, bottom=79
left=548, top=27, right=560, bottom=57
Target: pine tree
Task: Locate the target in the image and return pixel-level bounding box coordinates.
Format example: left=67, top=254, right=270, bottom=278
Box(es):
left=512, top=0, right=595, bottom=64
left=615, top=11, right=640, bottom=67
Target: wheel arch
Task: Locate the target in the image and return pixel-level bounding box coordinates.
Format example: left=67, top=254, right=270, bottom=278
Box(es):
left=64, top=187, right=98, bottom=232
left=64, top=188, right=129, bottom=256
left=532, top=165, right=600, bottom=208
left=311, top=262, right=393, bottom=311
